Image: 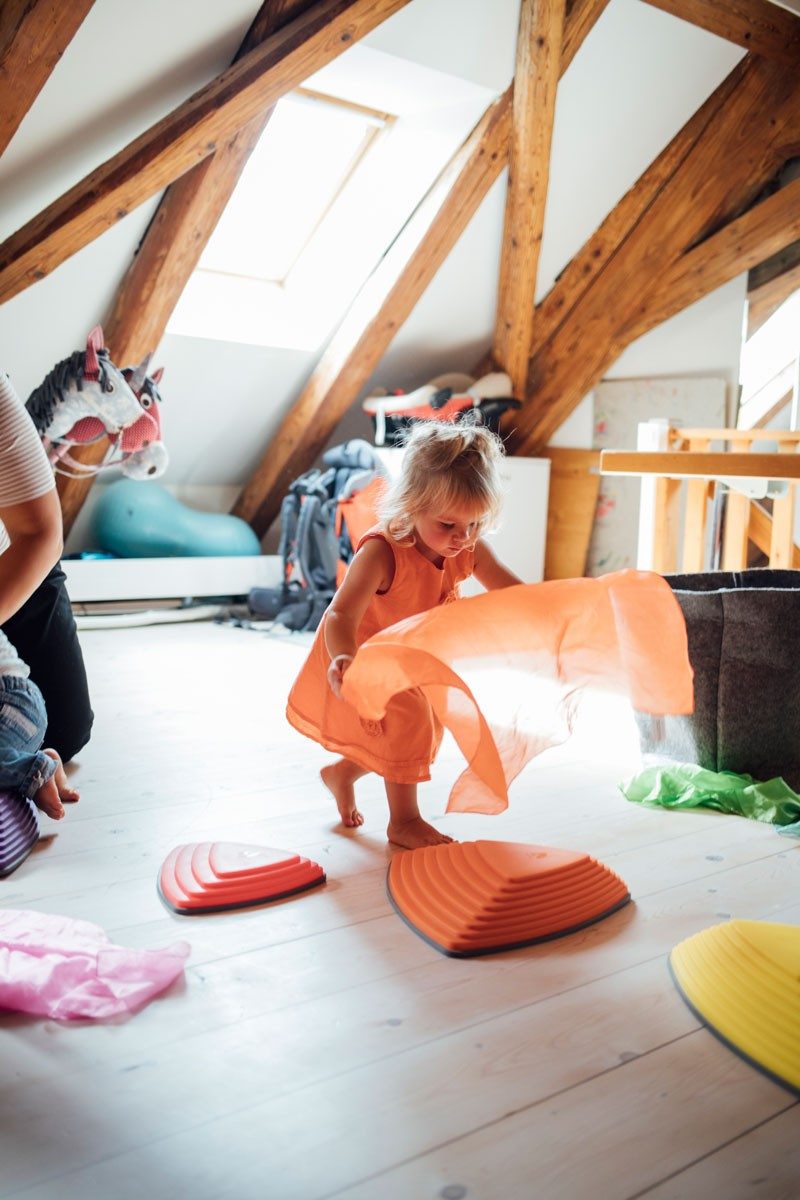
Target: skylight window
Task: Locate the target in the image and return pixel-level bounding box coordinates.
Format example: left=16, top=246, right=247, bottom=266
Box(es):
left=167, top=47, right=498, bottom=352
left=198, top=91, right=389, bottom=286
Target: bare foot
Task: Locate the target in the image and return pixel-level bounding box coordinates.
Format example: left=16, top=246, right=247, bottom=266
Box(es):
left=44, top=749, right=80, bottom=803
left=321, top=763, right=364, bottom=828
left=33, top=750, right=80, bottom=820
left=33, top=775, right=64, bottom=820
left=387, top=817, right=454, bottom=849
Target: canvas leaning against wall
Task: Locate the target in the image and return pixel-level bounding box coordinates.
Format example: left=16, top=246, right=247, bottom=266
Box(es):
left=587, top=377, right=727, bottom=576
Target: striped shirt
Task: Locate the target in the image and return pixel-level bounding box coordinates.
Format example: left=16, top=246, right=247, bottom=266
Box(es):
left=0, top=371, right=56, bottom=676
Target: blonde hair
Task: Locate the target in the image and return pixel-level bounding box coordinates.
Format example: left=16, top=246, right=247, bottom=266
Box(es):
left=380, top=420, right=505, bottom=544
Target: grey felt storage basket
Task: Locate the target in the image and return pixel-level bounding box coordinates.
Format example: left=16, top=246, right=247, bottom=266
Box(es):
left=637, top=569, right=800, bottom=788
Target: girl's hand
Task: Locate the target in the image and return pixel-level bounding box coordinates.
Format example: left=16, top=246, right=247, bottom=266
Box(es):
left=327, top=653, right=354, bottom=698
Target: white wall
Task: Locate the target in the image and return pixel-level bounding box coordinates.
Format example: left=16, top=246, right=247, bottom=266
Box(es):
left=0, top=0, right=751, bottom=552
left=606, top=275, right=748, bottom=423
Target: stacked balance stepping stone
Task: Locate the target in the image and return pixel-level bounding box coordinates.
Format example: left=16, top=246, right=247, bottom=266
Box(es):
left=159, top=842, right=325, bottom=914
left=388, top=840, right=630, bottom=957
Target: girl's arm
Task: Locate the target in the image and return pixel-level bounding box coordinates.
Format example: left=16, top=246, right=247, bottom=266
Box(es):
left=472, top=538, right=523, bottom=591
left=324, top=538, right=394, bottom=696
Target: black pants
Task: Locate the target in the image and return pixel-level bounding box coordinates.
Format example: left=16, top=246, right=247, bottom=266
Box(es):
left=2, top=565, right=93, bottom=763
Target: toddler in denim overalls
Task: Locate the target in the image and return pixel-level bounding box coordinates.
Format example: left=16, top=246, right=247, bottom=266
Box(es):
left=0, top=628, right=77, bottom=819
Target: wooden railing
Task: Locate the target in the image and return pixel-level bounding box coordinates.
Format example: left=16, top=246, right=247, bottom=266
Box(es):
left=599, top=420, right=800, bottom=573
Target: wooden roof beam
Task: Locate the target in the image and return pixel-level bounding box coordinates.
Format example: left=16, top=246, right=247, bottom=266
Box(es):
left=104, top=0, right=318, bottom=367
left=233, top=93, right=512, bottom=536
left=746, top=240, right=800, bottom=335
left=622, top=177, right=800, bottom=342
left=641, top=0, right=800, bottom=64
left=493, top=0, right=566, bottom=396
left=0, top=0, right=95, bottom=157
left=0, top=0, right=412, bottom=304
left=56, top=0, right=317, bottom=536
left=512, top=54, right=800, bottom=454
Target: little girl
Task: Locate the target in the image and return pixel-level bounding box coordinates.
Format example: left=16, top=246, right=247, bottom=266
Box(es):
left=286, top=421, right=521, bottom=849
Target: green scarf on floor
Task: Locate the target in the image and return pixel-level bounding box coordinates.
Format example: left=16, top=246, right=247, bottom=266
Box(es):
left=621, top=763, right=800, bottom=837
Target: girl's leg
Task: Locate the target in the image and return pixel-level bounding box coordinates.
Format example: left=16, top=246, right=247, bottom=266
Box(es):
left=321, top=758, right=368, bottom=826
left=385, top=780, right=453, bottom=849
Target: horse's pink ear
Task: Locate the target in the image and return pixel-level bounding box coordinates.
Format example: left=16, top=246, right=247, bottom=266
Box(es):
left=151, top=367, right=164, bottom=384
left=84, top=325, right=104, bottom=381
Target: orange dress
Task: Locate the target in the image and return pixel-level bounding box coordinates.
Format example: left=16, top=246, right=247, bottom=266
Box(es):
left=286, top=528, right=475, bottom=783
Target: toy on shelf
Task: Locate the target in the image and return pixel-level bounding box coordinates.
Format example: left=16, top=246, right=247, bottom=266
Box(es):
left=363, top=371, right=521, bottom=447
left=158, top=842, right=326, bottom=914
left=387, top=840, right=630, bottom=957
left=26, top=324, right=168, bottom=480
left=670, top=919, right=800, bottom=1096
left=0, top=792, right=40, bottom=878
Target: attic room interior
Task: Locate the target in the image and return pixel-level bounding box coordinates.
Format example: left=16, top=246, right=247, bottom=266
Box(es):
left=1, top=0, right=800, bottom=1195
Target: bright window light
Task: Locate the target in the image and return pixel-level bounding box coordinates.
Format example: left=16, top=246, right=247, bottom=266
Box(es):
left=167, top=46, right=499, bottom=352
left=198, top=91, right=388, bottom=285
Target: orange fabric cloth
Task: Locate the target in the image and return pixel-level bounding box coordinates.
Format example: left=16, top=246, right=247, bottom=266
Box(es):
left=286, top=528, right=475, bottom=783
left=340, top=570, right=694, bottom=814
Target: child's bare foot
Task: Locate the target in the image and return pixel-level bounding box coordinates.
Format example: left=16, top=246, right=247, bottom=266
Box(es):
left=321, top=763, right=364, bottom=828
left=44, top=749, right=80, bottom=803
left=387, top=817, right=454, bottom=849
left=33, top=749, right=80, bottom=820
left=33, top=774, right=65, bottom=820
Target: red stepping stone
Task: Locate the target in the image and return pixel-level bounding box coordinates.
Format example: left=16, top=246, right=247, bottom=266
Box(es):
left=388, top=840, right=630, bottom=956
left=158, top=842, right=325, bottom=914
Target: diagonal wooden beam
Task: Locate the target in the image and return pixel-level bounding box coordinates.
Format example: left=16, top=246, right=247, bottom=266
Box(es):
left=513, top=54, right=800, bottom=455
left=621, top=177, right=800, bottom=343
left=493, top=0, right=566, bottom=396
left=749, top=500, right=800, bottom=568
left=104, top=0, right=317, bottom=366
left=233, top=92, right=513, bottom=536
left=749, top=237, right=800, bottom=292
left=0, top=0, right=95, bottom=157
left=56, top=0, right=317, bottom=537
left=747, top=243, right=800, bottom=336
left=641, top=0, right=800, bottom=64
left=560, top=0, right=611, bottom=72
left=0, top=0, right=411, bottom=304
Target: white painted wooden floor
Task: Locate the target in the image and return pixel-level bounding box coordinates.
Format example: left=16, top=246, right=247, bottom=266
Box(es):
left=1, top=620, right=799, bottom=1200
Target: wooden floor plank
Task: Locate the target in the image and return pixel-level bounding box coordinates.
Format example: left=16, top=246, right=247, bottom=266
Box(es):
left=334, top=1038, right=796, bottom=1200
left=2, top=956, right=698, bottom=1195
left=636, top=1105, right=800, bottom=1200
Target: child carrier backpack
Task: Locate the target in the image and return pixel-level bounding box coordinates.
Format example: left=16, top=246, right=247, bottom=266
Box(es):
left=248, top=440, right=385, bottom=632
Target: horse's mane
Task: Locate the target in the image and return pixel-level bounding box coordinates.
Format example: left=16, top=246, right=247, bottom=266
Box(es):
left=26, top=347, right=115, bottom=433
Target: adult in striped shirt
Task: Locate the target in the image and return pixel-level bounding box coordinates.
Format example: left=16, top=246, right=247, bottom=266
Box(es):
left=0, top=370, right=93, bottom=787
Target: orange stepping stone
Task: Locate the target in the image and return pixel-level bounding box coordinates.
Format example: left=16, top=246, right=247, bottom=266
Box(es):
left=388, top=840, right=630, bottom=956
left=158, top=842, right=325, bottom=914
